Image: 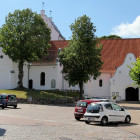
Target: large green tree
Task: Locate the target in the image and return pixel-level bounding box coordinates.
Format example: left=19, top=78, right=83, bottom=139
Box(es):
left=59, top=15, right=103, bottom=99
left=128, top=58, right=140, bottom=86
left=0, top=9, right=51, bottom=88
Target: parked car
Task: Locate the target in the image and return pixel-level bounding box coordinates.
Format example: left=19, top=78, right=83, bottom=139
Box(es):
left=0, top=95, right=6, bottom=109
left=74, top=99, right=101, bottom=121
left=84, top=102, right=131, bottom=126
left=1, top=94, right=18, bottom=108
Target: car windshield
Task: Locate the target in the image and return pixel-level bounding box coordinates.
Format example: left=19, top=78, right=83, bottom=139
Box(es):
left=87, top=103, right=101, bottom=113
left=77, top=102, right=87, bottom=107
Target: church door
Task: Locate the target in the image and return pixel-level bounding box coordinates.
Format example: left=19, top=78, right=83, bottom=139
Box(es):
left=125, top=87, right=139, bottom=101
left=29, top=79, right=33, bottom=89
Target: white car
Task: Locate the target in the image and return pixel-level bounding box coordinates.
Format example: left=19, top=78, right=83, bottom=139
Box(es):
left=84, top=102, right=131, bottom=126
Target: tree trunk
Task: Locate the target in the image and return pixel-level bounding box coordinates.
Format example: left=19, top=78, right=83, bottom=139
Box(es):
left=79, top=82, right=84, bottom=99
left=17, top=60, right=24, bottom=88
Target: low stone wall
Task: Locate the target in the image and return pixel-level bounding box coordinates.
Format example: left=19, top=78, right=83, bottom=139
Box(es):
left=17, top=98, right=75, bottom=106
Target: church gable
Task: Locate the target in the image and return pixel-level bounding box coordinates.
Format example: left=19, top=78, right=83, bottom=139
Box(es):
left=110, top=53, right=137, bottom=100
left=41, top=10, right=65, bottom=40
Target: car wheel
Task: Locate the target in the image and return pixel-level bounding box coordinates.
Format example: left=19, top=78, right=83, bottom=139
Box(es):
left=125, top=115, right=131, bottom=123
left=101, top=116, right=108, bottom=126
left=85, top=120, right=90, bottom=124
left=4, top=104, right=7, bottom=108
left=14, top=105, right=17, bottom=108
left=2, top=106, right=4, bottom=109
left=75, top=117, right=80, bottom=121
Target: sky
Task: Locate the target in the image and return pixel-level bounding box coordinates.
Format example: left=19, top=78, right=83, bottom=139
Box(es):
left=1, top=0, right=140, bottom=40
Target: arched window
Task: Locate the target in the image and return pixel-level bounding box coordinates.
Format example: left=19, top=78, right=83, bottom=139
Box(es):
left=40, top=72, right=45, bottom=86
left=51, top=79, right=56, bottom=88
left=99, top=79, right=102, bottom=87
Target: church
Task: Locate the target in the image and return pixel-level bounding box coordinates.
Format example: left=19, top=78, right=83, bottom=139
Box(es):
left=0, top=10, right=140, bottom=101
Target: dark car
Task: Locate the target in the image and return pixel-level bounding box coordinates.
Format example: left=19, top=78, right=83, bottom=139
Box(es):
left=1, top=94, right=17, bottom=108
left=0, top=95, right=6, bottom=109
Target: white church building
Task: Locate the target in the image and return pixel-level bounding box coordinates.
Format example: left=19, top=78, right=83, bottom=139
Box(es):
left=0, top=10, right=140, bottom=101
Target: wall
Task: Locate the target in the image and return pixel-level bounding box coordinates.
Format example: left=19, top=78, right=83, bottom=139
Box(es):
left=110, top=53, right=137, bottom=100
left=84, top=73, right=112, bottom=98
left=29, top=64, right=57, bottom=90
left=0, top=48, right=13, bottom=89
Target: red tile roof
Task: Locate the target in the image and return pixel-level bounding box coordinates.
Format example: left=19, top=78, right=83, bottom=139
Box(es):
left=100, top=39, right=140, bottom=74
left=49, top=41, right=69, bottom=50
left=32, top=39, right=140, bottom=74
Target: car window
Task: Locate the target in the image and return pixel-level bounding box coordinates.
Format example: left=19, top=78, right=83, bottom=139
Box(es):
left=77, top=102, right=87, bottom=107
left=0, top=95, right=7, bottom=99
left=87, top=103, right=102, bottom=113
left=112, top=103, right=122, bottom=111
left=104, top=104, right=113, bottom=110
left=9, top=95, right=16, bottom=100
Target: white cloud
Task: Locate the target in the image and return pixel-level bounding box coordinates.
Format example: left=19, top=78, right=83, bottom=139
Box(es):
left=111, top=16, right=140, bottom=38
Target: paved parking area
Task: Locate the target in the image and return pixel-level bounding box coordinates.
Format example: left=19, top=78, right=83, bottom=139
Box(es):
left=0, top=103, right=140, bottom=140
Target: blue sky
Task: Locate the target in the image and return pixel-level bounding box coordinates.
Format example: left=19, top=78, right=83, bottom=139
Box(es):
left=1, top=0, right=140, bottom=40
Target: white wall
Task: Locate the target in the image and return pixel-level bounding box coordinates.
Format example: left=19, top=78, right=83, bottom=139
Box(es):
left=84, top=73, right=112, bottom=98
left=0, top=48, right=13, bottom=89
left=56, top=62, right=63, bottom=89
left=29, top=65, right=57, bottom=90
left=110, top=53, right=137, bottom=100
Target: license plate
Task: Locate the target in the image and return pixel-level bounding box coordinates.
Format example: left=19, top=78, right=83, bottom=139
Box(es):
left=78, top=109, right=83, bottom=112
left=86, top=117, right=95, bottom=121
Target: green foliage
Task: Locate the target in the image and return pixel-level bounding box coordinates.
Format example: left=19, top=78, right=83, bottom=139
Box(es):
left=0, top=9, right=51, bottom=88
left=59, top=15, right=103, bottom=99
left=99, top=35, right=122, bottom=39
left=0, top=89, right=79, bottom=100
left=112, top=94, right=116, bottom=100
left=128, top=58, right=140, bottom=85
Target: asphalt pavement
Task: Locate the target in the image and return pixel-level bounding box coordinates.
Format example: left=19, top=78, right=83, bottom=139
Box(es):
left=0, top=103, right=139, bottom=140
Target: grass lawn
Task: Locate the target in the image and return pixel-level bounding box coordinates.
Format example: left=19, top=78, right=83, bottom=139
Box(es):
left=0, top=89, right=79, bottom=100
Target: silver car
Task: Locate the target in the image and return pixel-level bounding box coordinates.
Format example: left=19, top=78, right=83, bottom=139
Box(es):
left=84, top=102, right=131, bottom=126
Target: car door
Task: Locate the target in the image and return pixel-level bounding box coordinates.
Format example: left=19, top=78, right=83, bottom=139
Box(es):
left=104, top=103, right=116, bottom=122
left=111, top=103, right=125, bottom=122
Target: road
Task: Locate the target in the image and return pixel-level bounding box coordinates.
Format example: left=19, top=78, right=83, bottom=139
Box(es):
left=0, top=103, right=139, bottom=140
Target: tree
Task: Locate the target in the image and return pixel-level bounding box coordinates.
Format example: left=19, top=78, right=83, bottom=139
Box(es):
left=99, top=35, right=122, bottom=39
left=128, top=58, right=140, bottom=86
left=0, top=9, right=51, bottom=88
left=59, top=15, right=103, bottom=99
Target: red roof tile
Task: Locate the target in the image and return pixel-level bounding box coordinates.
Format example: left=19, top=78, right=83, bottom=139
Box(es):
left=32, top=39, right=140, bottom=74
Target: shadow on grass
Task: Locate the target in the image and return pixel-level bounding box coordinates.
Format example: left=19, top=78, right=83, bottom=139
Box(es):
left=14, top=88, right=76, bottom=100
left=1, top=88, right=78, bottom=106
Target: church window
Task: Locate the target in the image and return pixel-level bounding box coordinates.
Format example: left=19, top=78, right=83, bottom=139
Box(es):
left=112, top=92, right=115, bottom=96
left=40, top=72, right=45, bottom=86
left=51, top=79, right=56, bottom=88
left=99, top=79, right=102, bottom=87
